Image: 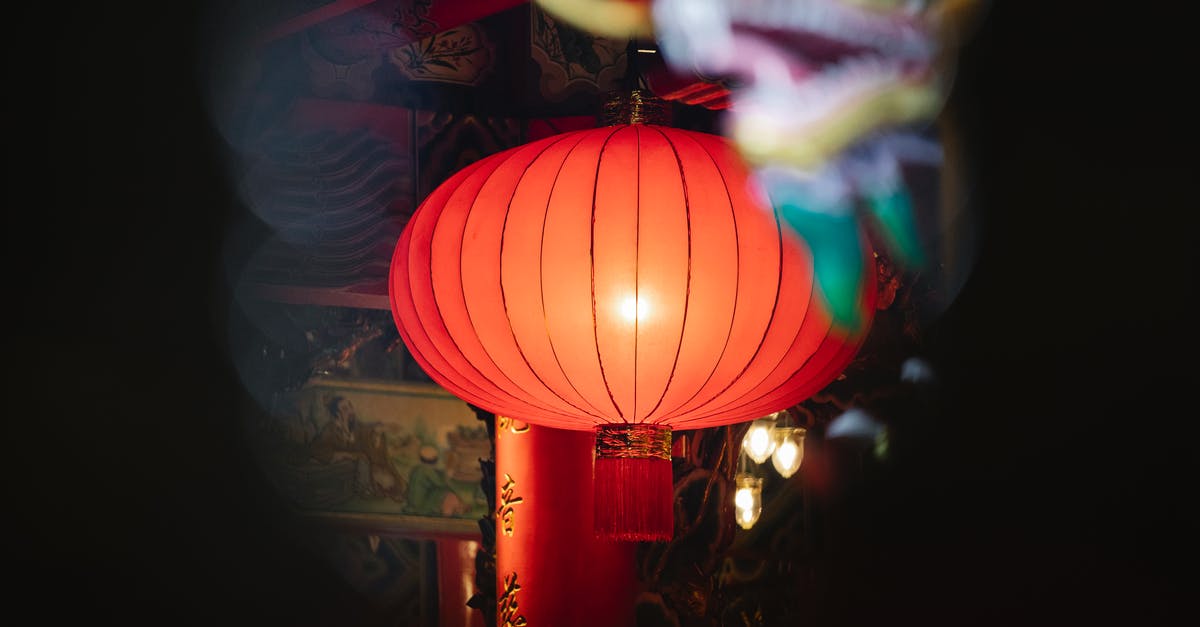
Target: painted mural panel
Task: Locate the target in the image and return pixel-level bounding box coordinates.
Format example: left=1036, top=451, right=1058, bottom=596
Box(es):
left=251, top=377, right=491, bottom=526
left=389, top=22, right=496, bottom=85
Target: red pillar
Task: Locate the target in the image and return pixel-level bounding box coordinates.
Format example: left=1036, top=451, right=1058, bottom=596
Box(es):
left=437, top=538, right=486, bottom=627
left=495, top=418, right=637, bottom=627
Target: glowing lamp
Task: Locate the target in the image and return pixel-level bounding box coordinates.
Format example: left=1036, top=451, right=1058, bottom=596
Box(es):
left=771, top=426, right=806, bottom=478
left=742, top=413, right=780, bottom=464
left=734, top=474, right=763, bottom=530
left=389, top=123, right=876, bottom=541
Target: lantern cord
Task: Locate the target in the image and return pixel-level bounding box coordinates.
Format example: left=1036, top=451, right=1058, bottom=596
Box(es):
left=594, top=423, right=674, bottom=541
left=599, top=38, right=671, bottom=126
left=623, top=37, right=650, bottom=93
left=595, top=423, right=671, bottom=460
left=594, top=456, right=673, bottom=542
left=601, top=88, right=670, bottom=126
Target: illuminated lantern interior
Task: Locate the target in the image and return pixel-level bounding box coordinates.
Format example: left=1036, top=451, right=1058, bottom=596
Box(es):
left=389, top=123, right=876, bottom=541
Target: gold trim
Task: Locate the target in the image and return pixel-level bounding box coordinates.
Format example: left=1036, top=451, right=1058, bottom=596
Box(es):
left=601, top=89, right=671, bottom=126
left=595, top=424, right=672, bottom=460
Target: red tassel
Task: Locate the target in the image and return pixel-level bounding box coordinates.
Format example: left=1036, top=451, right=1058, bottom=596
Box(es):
left=593, top=455, right=674, bottom=542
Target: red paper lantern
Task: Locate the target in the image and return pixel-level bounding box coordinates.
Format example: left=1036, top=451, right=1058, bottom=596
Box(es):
left=390, top=123, right=875, bottom=541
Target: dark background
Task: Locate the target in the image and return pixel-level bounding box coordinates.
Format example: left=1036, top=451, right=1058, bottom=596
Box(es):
left=11, top=2, right=1190, bottom=625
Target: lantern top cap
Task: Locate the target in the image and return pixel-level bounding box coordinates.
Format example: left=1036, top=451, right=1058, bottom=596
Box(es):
left=600, top=89, right=672, bottom=126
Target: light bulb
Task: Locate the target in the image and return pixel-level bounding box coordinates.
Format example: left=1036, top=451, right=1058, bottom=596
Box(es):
left=734, top=487, right=754, bottom=510
left=741, top=415, right=778, bottom=463
left=619, top=294, right=650, bottom=322
left=733, top=474, right=763, bottom=529
left=771, top=427, right=806, bottom=478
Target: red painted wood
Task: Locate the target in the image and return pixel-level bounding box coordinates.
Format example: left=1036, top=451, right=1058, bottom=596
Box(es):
left=436, top=538, right=487, bottom=627
left=495, top=421, right=637, bottom=627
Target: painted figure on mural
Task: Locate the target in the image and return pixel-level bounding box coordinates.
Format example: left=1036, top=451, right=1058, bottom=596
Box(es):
left=311, top=395, right=407, bottom=500
left=404, top=445, right=467, bottom=516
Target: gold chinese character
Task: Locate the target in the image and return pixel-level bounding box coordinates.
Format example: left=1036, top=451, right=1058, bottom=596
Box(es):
left=497, top=416, right=530, bottom=436
left=498, top=571, right=528, bottom=627
left=495, top=473, right=524, bottom=537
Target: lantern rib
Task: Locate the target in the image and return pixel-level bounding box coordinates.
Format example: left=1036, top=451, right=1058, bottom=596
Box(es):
left=668, top=264, right=821, bottom=427
left=632, top=126, right=641, bottom=422
left=493, top=131, right=615, bottom=424
left=673, top=233, right=874, bottom=427
left=664, top=164, right=823, bottom=426
left=685, top=335, right=843, bottom=427
left=586, top=125, right=631, bottom=423
left=393, top=159, right=544, bottom=417
left=651, top=132, right=778, bottom=424
left=639, top=126, right=695, bottom=424
left=533, top=125, right=625, bottom=424
left=590, top=126, right=630, bottom=423
left=682, top=244, right=879, bottom=425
